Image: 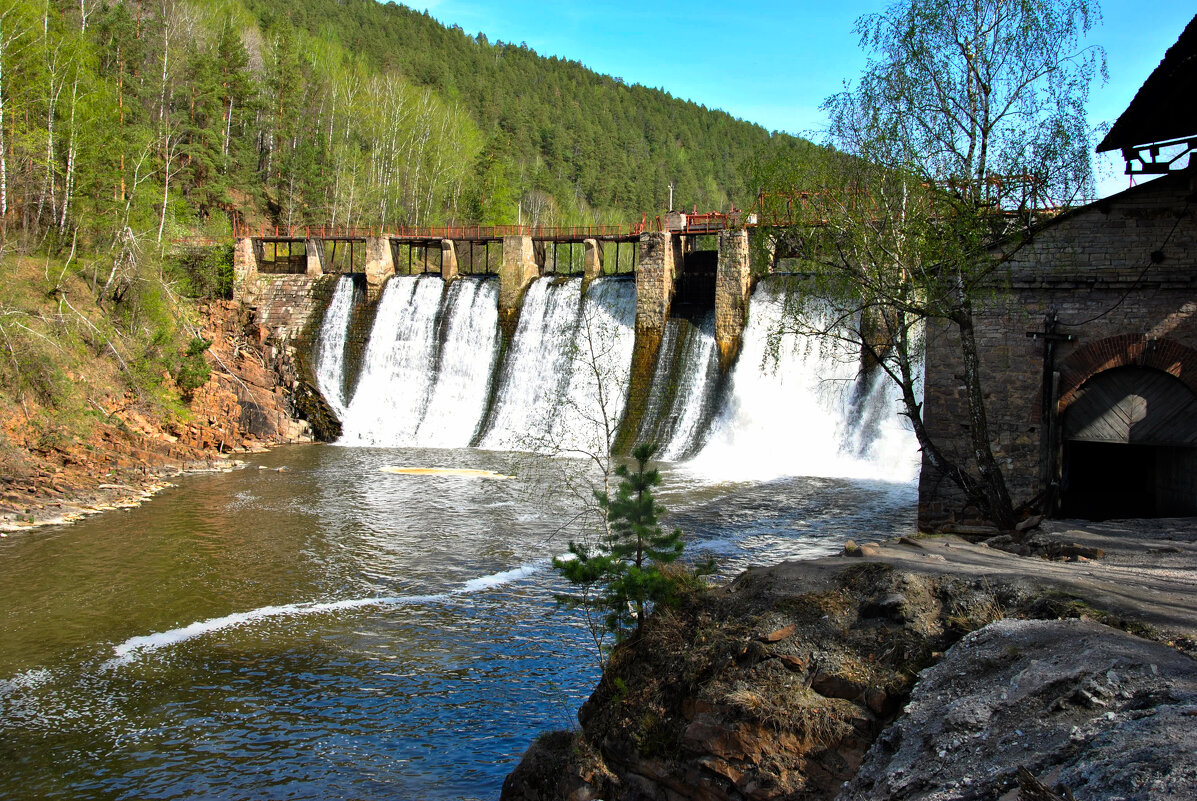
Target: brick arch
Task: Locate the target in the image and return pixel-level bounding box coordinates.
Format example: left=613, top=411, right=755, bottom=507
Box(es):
left=1057, top=335, right=1197, bottom=410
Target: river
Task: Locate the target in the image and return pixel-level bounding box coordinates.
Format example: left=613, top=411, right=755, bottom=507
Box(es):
left=0, top=444, right=915, bottom=800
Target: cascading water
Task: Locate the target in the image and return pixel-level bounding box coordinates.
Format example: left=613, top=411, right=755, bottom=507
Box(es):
left=317, top=270, right=916, bottom=481
left=474, top=275, right=641, bottom=452
left=636, top=314, right=722, bottom=461
left=547, top=277, right=637, bottom=456
left=338, top=275, right=500, bottom=448
left=339, top=276, right=443, bottom=447
left=415, top=278, right=501, bottom=447
left=476, top=277, right=586, bottom=452
left=313, top=276, right=356, bottom=420
left=685, top=280, right=918, bottom=482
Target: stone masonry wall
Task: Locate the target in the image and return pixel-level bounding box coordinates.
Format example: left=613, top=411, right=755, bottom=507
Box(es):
left=715, top=228, right=751, bottom=368
left=249, top=274, right=327, bottom=342
left=919, top=167, right=1197, bottom=527
left=635, top=231, right=676, bottom=332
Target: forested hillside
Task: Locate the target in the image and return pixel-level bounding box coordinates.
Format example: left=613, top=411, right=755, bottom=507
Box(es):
left=1, top=0, right=822, bottom=248
left=232, top=0, right=816, bottom=222
left=0, top=0, right=825, bottom=501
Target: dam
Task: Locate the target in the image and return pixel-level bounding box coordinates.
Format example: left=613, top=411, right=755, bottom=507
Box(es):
left=243, top=226, right=920, bottom=481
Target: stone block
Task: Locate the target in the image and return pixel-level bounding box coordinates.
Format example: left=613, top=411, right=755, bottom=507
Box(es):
left=635, top=232, right=675, bottom=333
left=233, top=238, right=259, bottom=302
left=582, top=238, right=603, bottom=288
left=499, top=235, right=539, bottom=338
left=441, top=239, right=459, bottom=284
left=364, top=237, right=395, bottom=300
left=715, top=228, right=751, bottom=368
left=305, top=239, right=324, bottom=277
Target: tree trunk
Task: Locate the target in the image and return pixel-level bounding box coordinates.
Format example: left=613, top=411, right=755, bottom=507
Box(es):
left=952, top=294, right=1017, bottom=529
left=59, top=75, right=79, bottom=235
left=884, top=314, right=992, bottom=513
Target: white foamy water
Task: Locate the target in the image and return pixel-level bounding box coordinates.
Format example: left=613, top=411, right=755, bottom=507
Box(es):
left=106, top=560, right=549, bottom=666
left=457, top=561, right=545, bottom=593
left=685, top=282, right=919, bottom=482
left=339, top=276, right=445, bottom=446
left=318, top=269, right=916, bottom=481
left=658, top=315, right=720, bottom=461
left=478, top=278, right=584, bottom=451
left=336, top=276, right=500, bottom=448
left=313, top=276, right=356, bottom=419
left=416, top=278, right=501, bottom=447
left=549, top=278, right=637, bottom=456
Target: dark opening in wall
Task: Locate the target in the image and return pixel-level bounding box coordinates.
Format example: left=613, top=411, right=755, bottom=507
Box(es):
left=1061, top=441, right=1197, bottom=519
left=1058, top=366, right=1197, bottom=520
left=672, top=249, right=716, bottom=322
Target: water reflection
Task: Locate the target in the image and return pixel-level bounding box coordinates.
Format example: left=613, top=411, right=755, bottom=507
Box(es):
left=0, top=444, right=914, bottom=800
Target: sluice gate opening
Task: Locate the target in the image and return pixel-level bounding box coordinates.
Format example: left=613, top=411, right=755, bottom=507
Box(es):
left=256, top=239, right=308, bottom=274
left=672, top=235, right=718, bottom=323
left=1060, top=366, right=1197, bottom=519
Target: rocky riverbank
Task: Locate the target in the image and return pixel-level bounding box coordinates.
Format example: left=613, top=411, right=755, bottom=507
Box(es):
left=502, top=521, right=1197, bottom=801
left=0, top=300, right=315, bottom=534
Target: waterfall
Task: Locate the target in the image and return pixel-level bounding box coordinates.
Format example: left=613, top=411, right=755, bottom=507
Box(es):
left=548, top=277, right=637, bottom=457
left=316, top=270, right=916, bottom=482
left=685, top=280, right=919, bottom=482
left=476, top=277, right=635, bottom=454
left=338, top=275, right=500, bottom=448
left=416, top=278, right=501, bottom=448
left=313, top=276, right=356, bottom=420
left=475, top=278, right=582, bottom=452
left=635, top=314, right=722, bottom=461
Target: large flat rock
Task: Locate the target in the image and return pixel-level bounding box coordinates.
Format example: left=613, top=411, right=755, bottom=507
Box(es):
left=840, top=618, right=1197, bottom=800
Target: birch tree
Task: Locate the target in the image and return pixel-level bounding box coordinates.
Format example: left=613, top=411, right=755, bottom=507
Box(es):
left=788, top=0, right=1103, bottom=528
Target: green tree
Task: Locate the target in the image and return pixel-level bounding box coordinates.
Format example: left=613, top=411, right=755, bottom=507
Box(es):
left=785, top=0, right=1103, bottom=529
left=554, top=443, right=706, bottom=656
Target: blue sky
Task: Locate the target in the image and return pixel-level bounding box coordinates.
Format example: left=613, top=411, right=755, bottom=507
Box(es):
left=409, top=1, right=1195, bottom=198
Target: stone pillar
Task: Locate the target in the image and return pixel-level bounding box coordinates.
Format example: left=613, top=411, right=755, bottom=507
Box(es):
left=635, top=232, right=676, bottom=333
left=364, top=236, right=395, bottom=300
left=499, top=235, right=539, bottom=338
left=441, top=239, right=459, bottom=284
left=305, top=239, right=324, bottom=277
left=233, top=237, right=260, bottom=302
left=715, top=228, right=752, bottom=369
left=617, top=231, right=678, bottom=452
left=582, top=238, right=603, bottom=288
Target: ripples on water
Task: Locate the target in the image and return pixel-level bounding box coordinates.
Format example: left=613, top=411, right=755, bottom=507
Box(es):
left=0, top=445, right=914, bottom=800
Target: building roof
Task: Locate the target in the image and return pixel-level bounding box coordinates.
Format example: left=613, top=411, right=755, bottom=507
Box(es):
left=1097, top=14, right=1197, bottom=153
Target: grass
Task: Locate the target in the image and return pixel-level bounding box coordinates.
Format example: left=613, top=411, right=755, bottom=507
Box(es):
left=0, top=244, right=216, bottom=481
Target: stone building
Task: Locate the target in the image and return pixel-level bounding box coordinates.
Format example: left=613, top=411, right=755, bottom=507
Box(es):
left=919, top=16, right=1197, bottom=527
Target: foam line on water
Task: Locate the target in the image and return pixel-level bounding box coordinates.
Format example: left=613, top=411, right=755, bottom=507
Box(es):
left=454, top=560, right=547, bottom=594
left=106, top=561, right=549, bottom=666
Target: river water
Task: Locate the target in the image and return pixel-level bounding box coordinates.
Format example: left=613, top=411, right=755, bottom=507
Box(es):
left=0, top=444, right=915, bottom=800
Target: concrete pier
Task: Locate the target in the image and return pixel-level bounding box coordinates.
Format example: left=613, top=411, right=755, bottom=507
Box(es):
left=634, top=232, right=677, bottom=333
left=364, top=237, right=395, bottom=300
left=233, top=238, right=260, bottom=302
left=305, top=239, right=324, bottom=277
left=615, top=232, right=678, bottom=452
left=583, top=238, right=604, bottom=288
left=715, top=228, right=752, bottom=368
left=441, top=240, right=459, bottom=284
left=499, top=235, right=539, bottom=339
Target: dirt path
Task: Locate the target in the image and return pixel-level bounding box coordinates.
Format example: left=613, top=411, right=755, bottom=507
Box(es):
left=762, top=519, right=1197, bottom=644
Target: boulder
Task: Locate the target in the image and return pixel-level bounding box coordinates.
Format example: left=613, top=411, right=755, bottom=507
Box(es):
left=839, top=619, right=1197, bottom=800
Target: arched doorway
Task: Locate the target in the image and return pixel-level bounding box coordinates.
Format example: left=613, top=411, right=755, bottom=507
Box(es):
left=1060, top=366, right=1197, bottom=519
